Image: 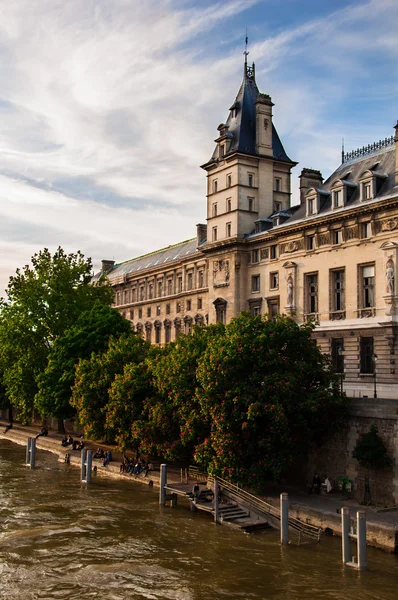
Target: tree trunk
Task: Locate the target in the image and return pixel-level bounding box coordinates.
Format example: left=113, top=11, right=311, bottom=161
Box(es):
left=58, top=419, right=65, bottom=434
left=8, top=404, right=13, bottom=424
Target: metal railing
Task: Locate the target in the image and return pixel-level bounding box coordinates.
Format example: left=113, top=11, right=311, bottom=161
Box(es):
left=188, top=466, right=321, bottom=541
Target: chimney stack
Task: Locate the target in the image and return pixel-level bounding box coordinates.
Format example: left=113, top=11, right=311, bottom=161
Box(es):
left=196, top=224, right=207, bottom=247
left=299, top=168, right=323, bottom=205
left=101, top=259, right=115, bottom=275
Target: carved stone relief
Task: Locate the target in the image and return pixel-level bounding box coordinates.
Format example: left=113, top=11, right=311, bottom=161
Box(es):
left=318, top=233, right=330, bottom=246
left=213, top=259, right=230, bottom=288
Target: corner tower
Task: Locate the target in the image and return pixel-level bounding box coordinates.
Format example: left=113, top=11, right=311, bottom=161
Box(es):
left=201, top=56, right=297, bottom=245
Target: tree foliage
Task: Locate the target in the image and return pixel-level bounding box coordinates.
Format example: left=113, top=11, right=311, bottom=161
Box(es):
left=71, top=333, right=149, bottom=441
left=353, top=425, right=391, bottom=471
left=0, top=247, right=112, bottom=420
left=35, top=303, right=132, bottom=420
left=193, top=313, right=346, bottom=487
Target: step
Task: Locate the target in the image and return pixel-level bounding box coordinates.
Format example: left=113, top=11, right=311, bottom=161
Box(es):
left=221, top=511, right=250, bottom=521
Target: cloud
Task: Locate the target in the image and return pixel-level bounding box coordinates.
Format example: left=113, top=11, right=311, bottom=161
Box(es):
left=0, top=0, right=397, bottom=293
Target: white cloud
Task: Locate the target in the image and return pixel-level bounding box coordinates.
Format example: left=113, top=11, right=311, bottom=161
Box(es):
left=0, top=0, right=397, bottom=292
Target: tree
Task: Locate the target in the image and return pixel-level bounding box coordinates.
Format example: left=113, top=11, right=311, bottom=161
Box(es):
left=0, top=247, right=112, bottom=420
left=194, top=312, right=346, bottom=488
left=71, top=333, right=149, bottom=441
left=35, top=303, right=132, bottom=422
left=353, top=425, right=391, bottom=471
left=147, top=324, right=225, bottom=461
left=105, top=347, right=162, bottom=451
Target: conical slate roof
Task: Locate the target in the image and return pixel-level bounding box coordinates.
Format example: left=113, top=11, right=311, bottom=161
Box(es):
left=206, top=63, right=294, bottom=164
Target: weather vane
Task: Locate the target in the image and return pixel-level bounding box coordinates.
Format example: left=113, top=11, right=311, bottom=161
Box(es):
left=244, top=29, right=249, bottom=62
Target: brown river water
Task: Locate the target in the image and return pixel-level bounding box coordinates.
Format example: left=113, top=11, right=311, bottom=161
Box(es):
left=0, top=440, right=397, bottom=599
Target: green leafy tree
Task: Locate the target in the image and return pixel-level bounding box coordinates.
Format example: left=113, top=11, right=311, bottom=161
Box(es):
left=0, top=247, right=112, bottom=420
left=71, top=333, right=149, bottom=441
left=353, top=425, right=391, bottom=470
left=35, top=303, right=131, bottom=422
left=147, top=324, right=225, bottom=460
left=194, top=312, right=346, bottom=488
left=105, top=347, right=162, bottom=451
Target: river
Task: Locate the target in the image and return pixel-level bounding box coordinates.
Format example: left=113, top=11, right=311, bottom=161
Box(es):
left=0, top=440, right=397, bottom=599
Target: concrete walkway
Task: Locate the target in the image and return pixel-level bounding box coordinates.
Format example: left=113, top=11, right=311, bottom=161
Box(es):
left=1, top=420, right=397, bottom=552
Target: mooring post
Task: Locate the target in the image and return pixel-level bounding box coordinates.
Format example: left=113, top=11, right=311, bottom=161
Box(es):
left=185, top=468, right=188, bottom=484
left=214, top=477, right=219, bottom=524
left=341, top=507, right=351, bottom=564
left=81, top=449, right=87, bottom=481
left=180, top=468, right=183, bottom=483
left=159, top=463, right=167, bottom=506
left=26, top=437, right=36, bottom=468
left=85, top=450, right=93, bottom=483
left=280, top=492, right=289, bottom=545
left=357, top=510, right=367, bottom=570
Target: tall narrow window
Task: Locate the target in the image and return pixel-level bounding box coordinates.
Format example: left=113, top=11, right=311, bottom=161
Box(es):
left=226, top=198, right=232, bottom=212
left=252, top=275, right=260, bottom=293
left=331, top=338, right=344, bottom=373
left=138, top=308, right=142, bottom=319
left=307, top=235, right=315, bottom=251
left=333, top=190, right=343, bottom=208
left=226, top=222, right=231, bottom=237
left=248, top=197, right=254, bottom=212
left=198, top=271, right=204, bottom=288
left=273, top=201, right=282, bottom=212
left=166, top=303, right=171, bottom=315
left=155, top=326, right=161, bottom=344
left=213, top=227, right=217, bottom=242
left=332, top=269, right=345, bottom=314
left=267, top=298, right=280, bottom=320
left=197, top=298, right=202, bottom=309
left=187, top=273, right=193, bottom=290
left=149, top=284, right=153, bottom=299
left=270, top=245, right=278, bottom=260
left=132, top=288, right=136, bottom=302
left=213, top=180, right=218, bottom=193
left=168, top=279, right=173, bottom=295
left=186, top=300, right=192, bottom=311
left=360, top=337, right=374, bottom=373
left=275, top=178, right=281, bottom=192
left=270, top=272, right=279, bottom=290
left=214, top=299, right=227, bottom=324
left=158, top=281, right=163, bottom=297
left=305, top=273, right=318, bottom=316
left=248, top=173, right=253, bottom=187
left=178, top=276, right=183, bottom=293
left=252, top=249, right=259, bottom=263
left=363, top=182, right=372, bottom=200
left=333, top=230, right=343, bottom=245
left=227, top=174, right=232, bottom=188
left=212, top=203, right=217, bottom=217
left=362, top=265, right=375, bottom=308
left=165, top=325, right=171, bottom=343
left=361, top=222, right=372, bottom=239
left=156, top=305, right=161, bottom=316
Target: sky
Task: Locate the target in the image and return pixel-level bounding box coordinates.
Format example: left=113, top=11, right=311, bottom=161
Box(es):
left=1, top=0, right=398, bottom=293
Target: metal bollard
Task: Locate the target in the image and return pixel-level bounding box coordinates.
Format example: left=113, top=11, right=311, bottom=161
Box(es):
left=159, top=464, right=167, bottom=506
left=357, top=510, right=367, bottom=570
left=341, top=507, right=351, bottom=564
left=26, top=437, right=36, bottom=468
left=81, top=449, right=93, bottom=483
left=280, top=493, right=289, bottom=545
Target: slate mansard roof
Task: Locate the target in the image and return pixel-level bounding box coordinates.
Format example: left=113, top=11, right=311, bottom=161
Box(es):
left=95, top=238, right=199, bottom=285
left=248, top=136, right=397, bottom=238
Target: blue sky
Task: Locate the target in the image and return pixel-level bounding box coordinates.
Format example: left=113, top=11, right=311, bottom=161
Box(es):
left=0, top=0, right=397, bottom=292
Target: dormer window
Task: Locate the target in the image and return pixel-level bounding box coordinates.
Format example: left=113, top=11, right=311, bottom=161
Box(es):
left=333, top=190, right=343, bottom=208
left=359, top=169, right=387, bottom=202
left=307, top=195, right=316, bottom=216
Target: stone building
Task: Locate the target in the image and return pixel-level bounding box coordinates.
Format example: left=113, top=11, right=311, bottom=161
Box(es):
left=100, top=56, right=398, bottom=401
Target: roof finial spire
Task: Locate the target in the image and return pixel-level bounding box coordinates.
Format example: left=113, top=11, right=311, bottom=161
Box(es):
left=341, top=137, right=345, bottom=164
left=244, top=28, right=249, bottom=68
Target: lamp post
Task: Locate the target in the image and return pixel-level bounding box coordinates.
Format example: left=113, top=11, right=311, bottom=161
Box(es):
left=372, top=353, right=378, bottom=399
left=338, top=347, right=345, bottom=395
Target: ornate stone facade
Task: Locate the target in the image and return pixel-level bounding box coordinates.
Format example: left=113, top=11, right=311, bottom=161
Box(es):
left=98, top=59, right=398, bottom=400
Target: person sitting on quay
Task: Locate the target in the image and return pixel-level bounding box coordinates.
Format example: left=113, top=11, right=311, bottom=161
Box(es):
left=35, top=426, right=48, bottom=439
left=72, top=439, right=85, bottom=451
left=144, top=462, right=153, bottom=478
left=192, top=483, right=200, bottom=500
left=312, top=473, right=322, bottom=494
left=93, top=447, right=105, bottom=459
left=322, top=476, right=333, bottom=493
left=61, top=434, right=73, bottom=447
left=103, top=450, right=112, bottom=467
left=120, top=454, right=131, bottom=474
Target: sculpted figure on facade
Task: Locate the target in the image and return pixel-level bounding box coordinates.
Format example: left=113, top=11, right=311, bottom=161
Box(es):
left=386, top=259, right=395, bottom=294
left=286, top=275, right=293, bottom=307
left=213, top=259, right=230, bottom=288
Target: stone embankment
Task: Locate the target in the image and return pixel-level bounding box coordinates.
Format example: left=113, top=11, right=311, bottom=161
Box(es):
left=1, top=421, right=397, bottom=553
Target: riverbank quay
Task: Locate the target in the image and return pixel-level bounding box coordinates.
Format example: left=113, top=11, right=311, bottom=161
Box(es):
left=0, top=420, right=183, bottom=490
left=260, top=484, right=398, bottom=553
left=1, top=420, right=397, bottom=553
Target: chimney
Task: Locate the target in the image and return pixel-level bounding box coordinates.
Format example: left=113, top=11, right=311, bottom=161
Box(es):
left=255, top=93, right=274, bottom=155
left=394, top=121, right=398, bottom=186
left=196, top=223, right=207, bottom=247
left=299, top=168, right=323, bottom=205
left=101, top=259, right=115, bottom=275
